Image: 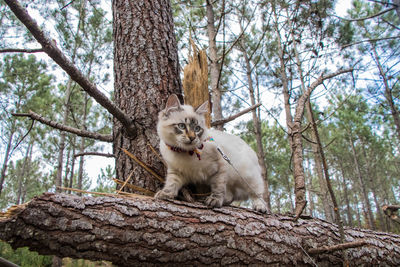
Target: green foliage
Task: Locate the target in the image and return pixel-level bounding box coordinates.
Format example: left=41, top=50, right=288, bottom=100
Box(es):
left=0, top=241, right=52, bottom=267
left=93, top=165, right=115, bottom=193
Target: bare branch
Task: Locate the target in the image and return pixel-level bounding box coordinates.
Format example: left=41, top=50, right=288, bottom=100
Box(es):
left=12, top=111, right=113, bottom=142
left=74, top=152, right=115, bottom=158
left=4, top=0, right=136, bottom=137
left=294, top=68, right=354, bottom=123
left=211, top=103, right=261, bottom=127
left=334, top=7, right=395, bottom=22
left=341, top=36, right=400, bottom=49
left=0, top=48, right=44, bottom=53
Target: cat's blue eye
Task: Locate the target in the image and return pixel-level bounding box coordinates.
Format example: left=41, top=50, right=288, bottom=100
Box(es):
left=195, top=126, right=201, bottom=132
left=177, top=123, right=186, bottom=130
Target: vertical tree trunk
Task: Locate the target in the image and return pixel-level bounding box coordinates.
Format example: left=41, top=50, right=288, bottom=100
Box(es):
left=77, top=93, right=88, bottom=194
left=272, top=4, right=306, bottom=215
left=206, top=0, right=223, bottom=130
left=113, top=0, right=182, bottom=192
left=63, top=147, right=71, bottom=188
left=0, top=124, right=16, bottom=195
left=371, top=45, right=400, bottom=143
left=68, top=136, right=76, bottom=194
left=240, top=42, right=271, bottom=212
left=354, top=194, right=362, bottom=228
left=348, top=134, right=376, bottom=230
left=289, top=20, right=334, bottom=222
left=56, top=0, right=87, bottom=192
left=339, top=161, right=353, bottom=226
left=16, top=141, right=32, bottom=205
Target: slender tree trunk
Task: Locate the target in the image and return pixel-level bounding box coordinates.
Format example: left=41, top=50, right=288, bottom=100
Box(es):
left=348, top=133, right=376, bottom=230
left=240, top=42, right=271, bottom=212
left=113, top=0, right=182, bottom=192
left=68, top=140, right=76, bottom=194
left=63, top=147, right=71, bottom=188
left=371, top=45, right=400, bottom=143
left=206, top=0, right=223, bottom=130
left=56, top=0, right=87, bottom=192
left=0, top=125, right=16, bottom=196
left=306, top=160, right=314, bottom=217
left=272, top=4, right=306, bottom=216
left=354, top=194, right=362, bottom=228
left=288, top=20, right=334, bottom=222
left=20, top=142, right=32, bottom=204
left=77, top=93, right=88, bottom=194
left=16, top=141, right=32, bottom=205
left=339, top=160, right=353, bottom=226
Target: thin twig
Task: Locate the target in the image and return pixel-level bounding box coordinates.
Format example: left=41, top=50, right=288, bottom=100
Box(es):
left=120, top=147, right=165, bottom=183
left=9, top=118, right=34, bottom=156
left=116, top=170, right=135, bottom=194
left=308, top=240, right=368, bottom=254
left=341, top=36, right=400, bottom=49
left=211, top=103, right=261, bottom=127
left=333, top=7, right=395, bottom=22
left=147, top=142, right=166, bottom=166
left=60, top=0, right=75, bottom=10
left=113, top=178, right=154, bottom=196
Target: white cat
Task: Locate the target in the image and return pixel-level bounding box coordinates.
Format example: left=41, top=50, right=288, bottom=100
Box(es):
left=154, top=94, right=268, bottom=213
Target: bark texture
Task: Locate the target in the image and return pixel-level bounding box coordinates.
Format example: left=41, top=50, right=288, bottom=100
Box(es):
left=1, top=193, right=400, bottom=266
left=113, top=0, right=182, bottom=193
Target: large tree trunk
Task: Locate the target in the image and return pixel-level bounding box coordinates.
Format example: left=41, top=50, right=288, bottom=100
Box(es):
left=1, top=193, right=399, bottom=266
left=112, top=0, right=182, bottom=192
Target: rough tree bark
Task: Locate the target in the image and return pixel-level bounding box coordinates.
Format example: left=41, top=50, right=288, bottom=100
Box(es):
left=113, top=0, right=182, bottom=193
left=1, top=193, right=399, bottom=266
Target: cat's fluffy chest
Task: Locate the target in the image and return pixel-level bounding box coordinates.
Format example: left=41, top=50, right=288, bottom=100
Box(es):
left=160, top=140, right=220, bottom=184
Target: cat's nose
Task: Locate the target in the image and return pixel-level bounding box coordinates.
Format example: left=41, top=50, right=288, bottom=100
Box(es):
left=189, top=136, right=196, bottom=142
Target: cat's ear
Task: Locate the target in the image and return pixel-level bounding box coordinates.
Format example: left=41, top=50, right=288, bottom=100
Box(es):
left=165, top=94, right=181, bottom=112
left=196, top=100, right=209, bottom=115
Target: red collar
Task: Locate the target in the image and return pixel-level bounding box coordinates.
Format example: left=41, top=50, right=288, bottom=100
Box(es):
left=166, top=143, right=204, bottom=160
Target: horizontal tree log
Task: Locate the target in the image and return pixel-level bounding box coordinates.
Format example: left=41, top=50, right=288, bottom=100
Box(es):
left=1, top=193, right=400, bottom=266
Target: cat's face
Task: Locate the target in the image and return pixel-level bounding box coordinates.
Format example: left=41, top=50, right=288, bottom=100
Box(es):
left=157, top=95, right=209, bottom=150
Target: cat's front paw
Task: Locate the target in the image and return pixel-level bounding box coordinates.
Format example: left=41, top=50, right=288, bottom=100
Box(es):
left=204, top=194, right=224, bottom=208
left=154, top=189, right=175, bottom=200
left=252, top=198, right=269, bottom=213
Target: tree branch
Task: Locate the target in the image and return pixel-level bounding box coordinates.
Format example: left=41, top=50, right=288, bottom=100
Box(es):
left=3, top=0, right=137, bottom=137
left=73, top=152, right=115, bottom=158
left=12, top=111, right=113, bottom=142
left=211, top=103, right=261, bottom=127
left=0, top=48, right=44, bottom=53
left=308, top=241, right=368, bottom=254
left=1, top=193, right=400, bottom=266
left=341, top=36, right=400, bottom=49
left=334, top=7, right=395, bottom=22
left=294, top=68, right=354, bottom=123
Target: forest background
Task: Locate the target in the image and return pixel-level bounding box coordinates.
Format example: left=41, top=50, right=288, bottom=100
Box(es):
left=0, top=0, right=399, bottom=265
